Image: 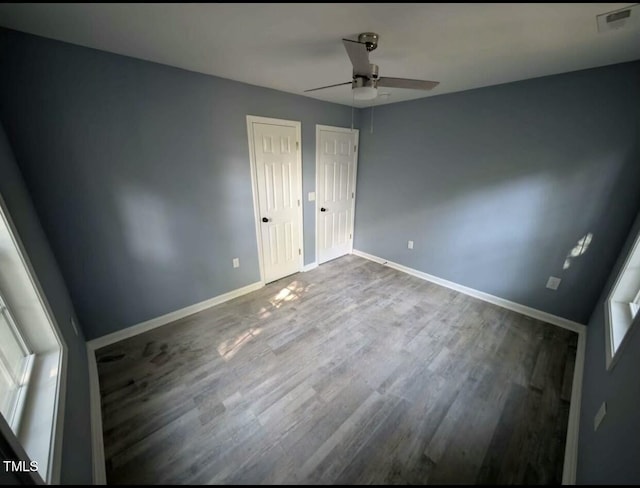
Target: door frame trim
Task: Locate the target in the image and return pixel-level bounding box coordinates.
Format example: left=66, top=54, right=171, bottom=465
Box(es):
left=246, top=115, right=304, bottom=283
left=315, top=124, right=360, bottom=265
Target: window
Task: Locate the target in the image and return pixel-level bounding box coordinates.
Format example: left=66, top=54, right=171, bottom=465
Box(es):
left=0, top=294, right=34, bottom=432
left=605, top=227, right=640, bottom=370
left=0, top=195, right=66, bottom=484
left=629, top=288, right=640, bottom=319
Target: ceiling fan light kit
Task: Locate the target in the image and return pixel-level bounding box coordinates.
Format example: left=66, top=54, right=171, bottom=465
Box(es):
left=352, top=76, right=378, bottom=100
left=353, top=85, right=378, bottom=100
left=304, top=32, right=439, bottom=102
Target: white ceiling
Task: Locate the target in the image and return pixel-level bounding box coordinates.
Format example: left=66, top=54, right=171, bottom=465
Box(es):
left=0, top=3, right=639, bottom=108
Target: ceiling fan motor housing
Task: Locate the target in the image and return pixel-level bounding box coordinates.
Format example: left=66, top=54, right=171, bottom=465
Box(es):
left=353, top=63, right=379, bottom=80
left=352, top=76, right=377, bottom=89
left=358, top=32, right=379, bottom=51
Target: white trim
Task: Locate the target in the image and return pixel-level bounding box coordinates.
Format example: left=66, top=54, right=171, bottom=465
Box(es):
left=0, top=294, right=34, bottom=432
left=562, top=328, right=586, bottom=485
left=314, top=126, right=320, bottom=265
left=49, top=348, right=66, bottom=485
left=352, top=249, right=586, bottom=334
left=9, top=353, right=35, bottom=435
left=351, top=248, right=586, bottom=484
left=87, top=345, right=106, bottom=485
left=315, top=125, right=359, bottom=265
left=301, top=262, right=318, bottom=272
left=246, top=115, right=304, bottom=284
left=351, top=131, right=359, bottom=256
left=0, top=192, right=67, bottom=484
left=87, top=281, right=264, bottom=351
left=86, top=279, right=264, bottom=483
left=605, top=304, right=640, bottom=372
left=604, top=227, right=640, bottom=370
left=246, top=117, right=267, bottom=286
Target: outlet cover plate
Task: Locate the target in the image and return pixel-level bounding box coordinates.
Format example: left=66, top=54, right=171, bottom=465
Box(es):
left=546, top=276, right=561, bottom=290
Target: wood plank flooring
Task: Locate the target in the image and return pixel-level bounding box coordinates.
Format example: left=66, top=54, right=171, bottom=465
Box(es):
left=96, top=254, right=577, bottom=484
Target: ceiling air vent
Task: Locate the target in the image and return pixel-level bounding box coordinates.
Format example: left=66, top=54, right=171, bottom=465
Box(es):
left=597, top=4, right=640, bottom=32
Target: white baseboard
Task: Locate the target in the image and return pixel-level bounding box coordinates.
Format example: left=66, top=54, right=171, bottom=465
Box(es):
left=352, top=248, right=585, bottom=484
left=351, top=249, right=586, bottom=334
left=302, top=262, right=319, bottom=272
left=562, top=330, right=586, bottom=485
left=87, top=345, right=106, bottom=485
left=86, top=280, right=264, bottom=484
left=87, top=281, right=264, bottom=351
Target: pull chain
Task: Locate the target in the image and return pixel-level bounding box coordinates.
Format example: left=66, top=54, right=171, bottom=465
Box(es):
left=370, top=104, right=374, bottom=134
left=351, top=89, right=355, bottom=131
left=351, top=104, right=354, bottom=131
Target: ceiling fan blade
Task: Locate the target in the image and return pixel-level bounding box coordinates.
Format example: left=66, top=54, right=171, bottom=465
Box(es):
left=342, top=39, right=371, bottom=76
left=377, top=77, right=440, bottom=90
left=304, top=81, right=352, bottom=93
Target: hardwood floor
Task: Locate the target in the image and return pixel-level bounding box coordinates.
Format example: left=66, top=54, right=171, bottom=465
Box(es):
left=96, top=254, right=577, bottom=484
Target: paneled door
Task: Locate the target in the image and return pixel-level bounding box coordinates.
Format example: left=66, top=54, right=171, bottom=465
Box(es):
left=316, top=125, right=359, bottom=264
left=247, top=116, right=303, bottom=283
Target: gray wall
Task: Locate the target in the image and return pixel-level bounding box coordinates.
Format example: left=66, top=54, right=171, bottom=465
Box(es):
left=0, top=122, right=92, bottom=483
left=2, top=23, right=639, bottom=483
left=0, top=28, right=355, bottom=340
left=355, top=61, right=640, bottom=324
left=577, top=210, right=640, bottom=483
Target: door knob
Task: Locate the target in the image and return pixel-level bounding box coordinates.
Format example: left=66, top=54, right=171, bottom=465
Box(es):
left=262, top=217, right=270, bottom=223
left=320, top=207, right=327, bottom=212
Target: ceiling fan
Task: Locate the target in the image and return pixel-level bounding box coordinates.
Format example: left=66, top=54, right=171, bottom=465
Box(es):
left=304, top=32, right=439, bottom=101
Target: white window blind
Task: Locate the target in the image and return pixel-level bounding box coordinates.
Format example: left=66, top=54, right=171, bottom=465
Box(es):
left=605, top=228, right=640, bottom=370
left=0, top=293, right=34, bottom=430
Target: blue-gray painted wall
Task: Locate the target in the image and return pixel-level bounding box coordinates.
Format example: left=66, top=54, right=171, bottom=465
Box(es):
left=0, top=121, right=92, bottom=483
left=2, top=25, right=640, bottom=486
left=577, top=210, right=640, bottom=483
left=355, top=61, right=640, bottom=324
left=0, top=28, right=356, bottom=340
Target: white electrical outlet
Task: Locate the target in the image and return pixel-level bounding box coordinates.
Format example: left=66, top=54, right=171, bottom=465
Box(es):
left=232, top=258, right=240, bottom=268
left=594, top=401, right=607, bottom=431
left=546, top=276, right=561, bottom=290
left=408, top=240, right=414, bottom=250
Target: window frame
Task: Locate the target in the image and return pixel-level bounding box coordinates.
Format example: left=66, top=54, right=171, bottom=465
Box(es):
left=0, top=193, right=68, bottom=484
left=604, top=227, right=640, bottom=371
left=0, top=293, right=35, bottom=433
left=629, top=288, right=640, bottom=318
